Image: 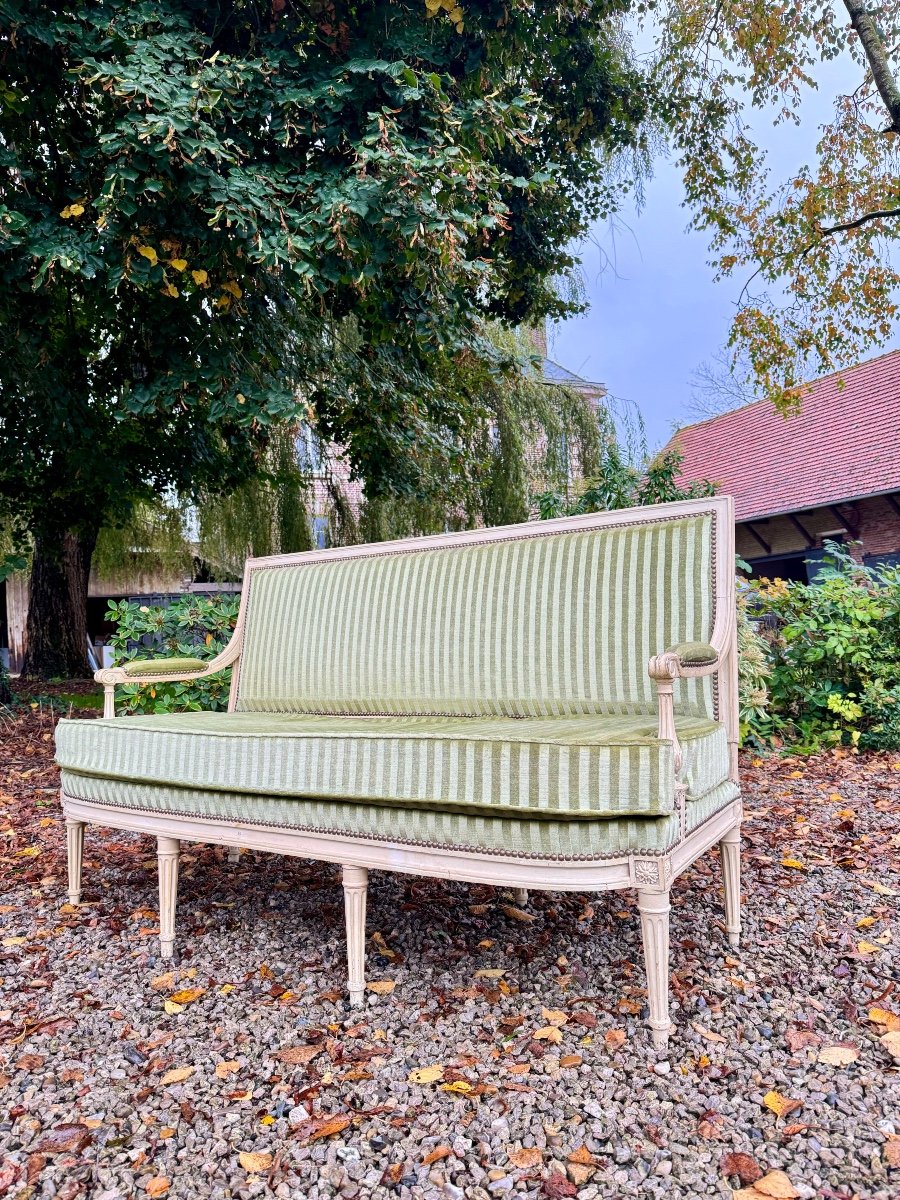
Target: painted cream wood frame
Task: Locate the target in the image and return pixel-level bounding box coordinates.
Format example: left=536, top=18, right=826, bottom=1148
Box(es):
left=73, top=496, right=741, bottom=1050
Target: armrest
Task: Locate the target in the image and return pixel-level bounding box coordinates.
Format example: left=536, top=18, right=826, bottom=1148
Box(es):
left=647, top=642, right=724, bottom=776
left=95, top=652, right=237, bottom=718
left=121, top=657, right=207, bottom=678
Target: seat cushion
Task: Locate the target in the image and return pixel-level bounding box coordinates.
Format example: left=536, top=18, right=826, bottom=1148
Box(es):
left=55, top=711, right=730, bottom=821
left=58, top=770, right=739, bottom=859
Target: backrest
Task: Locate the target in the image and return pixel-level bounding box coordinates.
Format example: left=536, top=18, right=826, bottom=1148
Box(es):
left=232, top=499, right=732, bottom=720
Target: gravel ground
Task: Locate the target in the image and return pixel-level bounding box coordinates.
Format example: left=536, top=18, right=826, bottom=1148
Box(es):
left=1, top=705, right=898, bottom=1199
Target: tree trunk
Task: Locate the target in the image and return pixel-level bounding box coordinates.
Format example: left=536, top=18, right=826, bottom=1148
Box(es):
left=22, top=528, right=98, bottom=680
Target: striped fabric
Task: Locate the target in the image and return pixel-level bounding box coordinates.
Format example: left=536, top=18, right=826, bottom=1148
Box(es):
left=236, top=515, right=716, bottom=719
left=54, top=711, right=729, bottom=821
left=59, top=771, right=739, bottom=859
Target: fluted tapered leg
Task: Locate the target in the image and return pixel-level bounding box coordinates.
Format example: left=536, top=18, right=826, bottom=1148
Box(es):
left=343, top=865, right=368, bottom=1007
left=66, top=819, right=84, bottom=905
left=513, top=888, right=528, bottom=906
left=720, top=824, right=742, bottom=948
left=157, top=836, right=180, bottom=960
left=638, top=888, right=672, bottom=1050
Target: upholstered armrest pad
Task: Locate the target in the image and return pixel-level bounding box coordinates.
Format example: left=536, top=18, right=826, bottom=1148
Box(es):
left=668, top=641, right=718, bottom=666
left=122, top=657, right=207, bottom=678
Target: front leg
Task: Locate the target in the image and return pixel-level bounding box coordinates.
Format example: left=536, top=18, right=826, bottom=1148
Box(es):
left=342, top=865, right=368, bottom=1007
left=637, top=887, right=672, bottom=1050
left=157, top=836, right=180, bottom=959
left=66, top=819, right=84, bottom=905
left=720, top=823, right=742, bottom=948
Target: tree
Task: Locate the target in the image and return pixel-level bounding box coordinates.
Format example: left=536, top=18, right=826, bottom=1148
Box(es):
left=648, top=0, right=900, bottom=405
left=0, top=0, right=647, bottom=677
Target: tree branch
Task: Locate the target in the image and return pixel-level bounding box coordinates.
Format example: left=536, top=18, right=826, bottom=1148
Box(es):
left=819, top=206, right=900, bottom=236
left=842, top=0, right=900, bottom=133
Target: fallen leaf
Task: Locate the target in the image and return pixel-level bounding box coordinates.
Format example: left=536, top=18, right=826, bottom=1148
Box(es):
left=542, top=1172, right=577, bottom=1198
left=3, top=937, right=26, bottom=947
left=567, top=1146, right=594, bottom=1166
left=215, top=1060, right=240, bottom=1079
left=784, top=1029, right=820, bottom=1052
left=169, top=988, right=205, bottom=1005
left=691, top=1022, right=726, bottom=1044
left=884, top=1137, right=900, bottom=1169
left=857, top=915, right=876, bottom=928
left=150, top=972, right=176, bottom=992
left=507, top=1146, right=543, bottom=1169
left=293, top=1113, right=352, bottom=1142
left=533, top=1026, right=563, bottom=1044
left=33, top=1124, right=92, bottom=1154
left=604, top=1028, right=626, bottom=1051
left=421, top=1146, right=452, bottom=1166
left=720, top=1151, right=763, bottom=1184
left=869, top=1007, right=900, bottom=1031
left=276, top=1045, right=321, bottom=1066
left=408, top=1064, right=444, bottom=1084
left=780, top=859, right=806, bottom=870
left=441, top=1080, right=473, bottom=1094
left=869, top=880, right=898, bottom=896
left=366, top=980, right=395, bottom=996
left=501, top=905, right=535, bottom=923
left=857, top=940, right=882, bottom=955
left=163, top=1001, right=184, bottom=1015
left=238, top=1151, right=272, bottom=1173
left=781, top=1123, right=809, bottom=1139
left=880, top=1031, right=900, bottom=1061
left=750, top=1170, right=800, bottom=1198
left=816, top=1044, right=859, bottom=1066
left=474, top=968, right=506, bottom=979
left=16, top=1054, right=45, bottom=1071
left=145, top=1178, right=170, bottom=1197
left=160, top=1066, right=194, bottom=1086
left=540, top=1007, right=568, bottom=1027
left=762, top=1091, right=802, bottom=1118
left=559, top=1054, right=582, bottom=1068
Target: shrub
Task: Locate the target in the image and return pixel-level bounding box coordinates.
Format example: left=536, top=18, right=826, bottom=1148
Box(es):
left=107, top=594, right=239, bottom=715
left=748, top=544, right=900, bottom=752
left=736, top=586, right=771, bottom=745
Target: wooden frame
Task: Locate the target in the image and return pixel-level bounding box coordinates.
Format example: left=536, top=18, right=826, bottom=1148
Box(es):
left=73, top=497, right=741, bottom=1050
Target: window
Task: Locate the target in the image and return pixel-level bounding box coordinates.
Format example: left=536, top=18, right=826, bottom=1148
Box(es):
left=312, top=516, right=329, bottom=549
left=296, top=423, right=324, bottom=474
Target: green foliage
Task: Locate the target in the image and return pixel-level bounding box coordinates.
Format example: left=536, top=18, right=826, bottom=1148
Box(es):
left=749, top=544, right=900, bottom=752
left=106, top=594, right=239, bottom=714
left=736, top=586, right=771, bottom=746
left=535, top=445, right=715, bottom=519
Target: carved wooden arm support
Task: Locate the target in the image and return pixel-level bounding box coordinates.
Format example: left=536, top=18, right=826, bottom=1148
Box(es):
left=95, top=639, right=242, bottom=719
left=647, top=643, right=721, bottom=775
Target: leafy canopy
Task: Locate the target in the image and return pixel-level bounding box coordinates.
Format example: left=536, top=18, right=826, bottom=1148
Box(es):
left=0, top=0, right=647, bottom=545
left=648, top=0, right=900, bottom=405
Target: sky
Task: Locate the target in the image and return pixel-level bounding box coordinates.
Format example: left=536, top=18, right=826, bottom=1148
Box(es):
left=549, top=46, right=900, bottom=453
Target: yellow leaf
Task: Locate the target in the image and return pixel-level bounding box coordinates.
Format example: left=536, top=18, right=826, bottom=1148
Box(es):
left=163, top=1001, right=184, bottom=1015
left=474, top=968, right=505, bottom=979
left=221, top=280, right=243, bottom=298
left=367, top=980, right=395, bottom=996
left=501, top=905, right=534, bottom=923
left=16, top=847, right=40, bottom=858
left=260, top=1114, right=275, bottom=1126
left=214, top=294, right=231, bottom=310
left=137, top=245, right=158, bottom=265
left=191, top=269, right=208, bottom=285
left=871, top=880, right=898, bottom=896
left=170, top=258, right=188, bottom=271
left=160, top=1066, right=194, bottom=1085
left=162, top=282, right=179, bottom=298
left=533, top=1026, right=563, bottom=1044
left=869, top=1007, right=900, bottom=1031
left=540, top=1007, right=568, bottom=1027
left=762, top=1090, right=802, bottom=1118
left=219, top=983, right=235, bottom=995
left=749, top=1169, right=800, bottom=1198
left=238, top=1151, right=273, bottom=1173
left=3, top=937, right=26, bottom=947
left=880, top=1030, right=900, bottom=1060
left=440, top=1080, right=472, bottom=1094
left=780, top=858, right=805, bottom=870
left=857, top=940, right=881, bottom=955
left=170, top=988, right=205, bottom=1005
left=857, top=916, right=876, bottom=928
left=788, top=770, right=803, bottom=779
left=408, top=1064, right=444, bottom=1084
left=159, top=1127, right=176, bottom=1139
left=215, top=1060, right=240, bottom=1079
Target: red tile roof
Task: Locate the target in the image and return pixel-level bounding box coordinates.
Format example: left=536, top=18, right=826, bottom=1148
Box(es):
left=670, top=350, right=900, bottom=522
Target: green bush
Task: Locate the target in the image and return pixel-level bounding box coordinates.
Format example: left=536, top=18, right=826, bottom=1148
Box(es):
left=107, top=594, right=239, bottom=715
left=748, top=544, right=900, bottom=752
left=736, top=586, right=771, bottom=745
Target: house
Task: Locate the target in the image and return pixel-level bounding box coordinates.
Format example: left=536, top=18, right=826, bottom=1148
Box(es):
left=671, top=350, right=900, bottom=580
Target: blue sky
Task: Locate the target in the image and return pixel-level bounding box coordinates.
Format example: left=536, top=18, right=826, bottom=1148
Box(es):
left=549, top=51, right=900, bottom=452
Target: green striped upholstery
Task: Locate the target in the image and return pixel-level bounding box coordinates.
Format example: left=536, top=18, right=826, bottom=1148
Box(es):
left=54, top=711, right=729, bottom=821
left=59, top=770, right=739, bottom=859
left=236, top=515, right=716, bottom=719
